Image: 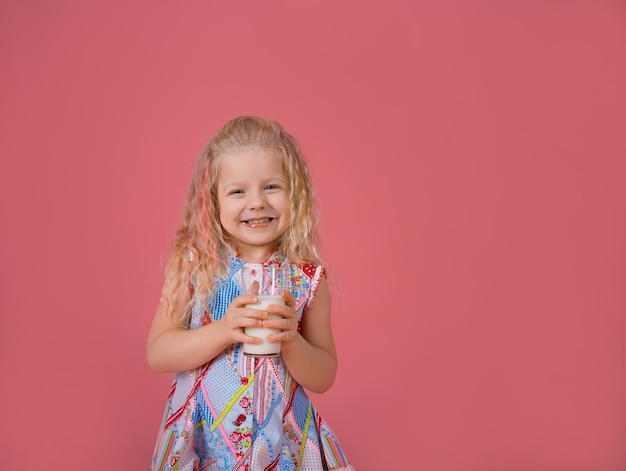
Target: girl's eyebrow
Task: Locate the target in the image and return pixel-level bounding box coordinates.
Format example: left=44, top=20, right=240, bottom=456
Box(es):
left=219, top=179, right=244, bottom=189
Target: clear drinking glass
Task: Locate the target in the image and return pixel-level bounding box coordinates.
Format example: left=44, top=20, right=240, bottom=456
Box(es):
left=240, top=265, right=291, bottom=357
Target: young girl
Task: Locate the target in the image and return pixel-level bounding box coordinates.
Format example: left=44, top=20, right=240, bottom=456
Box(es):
left=147, top=116, right=355, bottom=471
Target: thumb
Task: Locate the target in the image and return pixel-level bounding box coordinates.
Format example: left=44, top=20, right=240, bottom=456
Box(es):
left=247, top=280, right=260, bottom=296
left=281, top=289, right=295, bottom=307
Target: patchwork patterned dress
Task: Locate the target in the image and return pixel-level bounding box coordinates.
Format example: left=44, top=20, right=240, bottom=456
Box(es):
left=151, top=253, right=355, bottom=471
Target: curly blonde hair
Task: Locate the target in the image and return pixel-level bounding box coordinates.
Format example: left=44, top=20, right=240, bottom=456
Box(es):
left=161, top=116, right=322, bottom=323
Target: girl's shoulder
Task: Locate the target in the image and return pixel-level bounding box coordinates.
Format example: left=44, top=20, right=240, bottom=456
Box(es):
left=298, top=262, right=326, bottom=281
left=262, top=251, right=325, bottom=276
left=289, top=262, right=326, bottom=310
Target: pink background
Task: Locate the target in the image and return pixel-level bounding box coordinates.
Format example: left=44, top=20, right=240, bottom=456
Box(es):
left=2, top=1, right=625, bottom=470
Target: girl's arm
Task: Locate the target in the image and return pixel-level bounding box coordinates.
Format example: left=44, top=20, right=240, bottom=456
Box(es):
left=146, top=289, right=268, bottom=373
left=270, top=277, right=338, bottom=393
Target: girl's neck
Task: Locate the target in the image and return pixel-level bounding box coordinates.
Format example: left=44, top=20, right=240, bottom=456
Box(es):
left=235, top=247, right=280, bottom=264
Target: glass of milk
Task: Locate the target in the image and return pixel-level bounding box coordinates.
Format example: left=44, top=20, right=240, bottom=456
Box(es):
left=240, top=265, right=291, bottom=357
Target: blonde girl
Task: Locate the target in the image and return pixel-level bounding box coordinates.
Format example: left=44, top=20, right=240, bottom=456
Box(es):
left=148, top=116, right=354, bottom=471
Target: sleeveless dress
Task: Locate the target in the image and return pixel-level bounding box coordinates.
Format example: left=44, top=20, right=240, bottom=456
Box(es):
left=151, top=253, right=355, bottom=471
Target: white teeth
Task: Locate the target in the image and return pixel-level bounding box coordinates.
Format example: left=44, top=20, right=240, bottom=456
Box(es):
left=246, top=218, right=272, bottom=226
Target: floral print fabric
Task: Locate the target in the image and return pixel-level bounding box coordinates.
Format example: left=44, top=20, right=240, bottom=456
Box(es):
left=151, top=253, right=354, bottom=471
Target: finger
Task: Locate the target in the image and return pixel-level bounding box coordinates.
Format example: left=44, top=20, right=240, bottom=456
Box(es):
left=262, top=316, right=294, bottom=331
left=236, top=316, right=265, bottom=329
left=267, top=303, right=296, bottom=320
left=240, top=333, right=262, bottom=344
left=267, top=330, right=296, bottom=343
left=280, top=290, right=295, bottom=307
left=233, top=294, right=260, bottom=308
left=242, top=307, right=269, bottom=320
left=246, top=280, right=260, bottom=296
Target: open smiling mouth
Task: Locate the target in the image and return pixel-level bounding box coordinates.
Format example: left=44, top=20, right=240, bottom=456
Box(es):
left=243, top=217, right=275, bottom=227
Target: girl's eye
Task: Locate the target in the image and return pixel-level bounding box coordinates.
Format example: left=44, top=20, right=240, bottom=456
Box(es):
left=265, top=184, right=279, bottom=190
left=229, top=189, right=244, bottom=195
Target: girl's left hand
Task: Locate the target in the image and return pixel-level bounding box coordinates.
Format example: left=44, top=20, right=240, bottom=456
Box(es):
left=264, top=290, right=299, bottom=343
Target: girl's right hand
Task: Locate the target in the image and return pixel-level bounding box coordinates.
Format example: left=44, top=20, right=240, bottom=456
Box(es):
left=218, top=293, right=268, bottom=346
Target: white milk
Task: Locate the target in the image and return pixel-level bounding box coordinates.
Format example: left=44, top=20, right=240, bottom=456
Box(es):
left=243, top=295, right=284, bottom=357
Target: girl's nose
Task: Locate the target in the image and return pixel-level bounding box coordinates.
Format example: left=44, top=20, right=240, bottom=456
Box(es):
left=247, top=191, right=267, bottom=210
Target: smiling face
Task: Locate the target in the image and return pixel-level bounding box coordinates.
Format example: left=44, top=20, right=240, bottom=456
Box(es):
left=216, top=148, right=291, bottom=262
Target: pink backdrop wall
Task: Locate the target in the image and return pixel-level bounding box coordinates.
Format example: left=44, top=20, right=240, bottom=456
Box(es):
left=2, top=1, right=625, bottom=470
